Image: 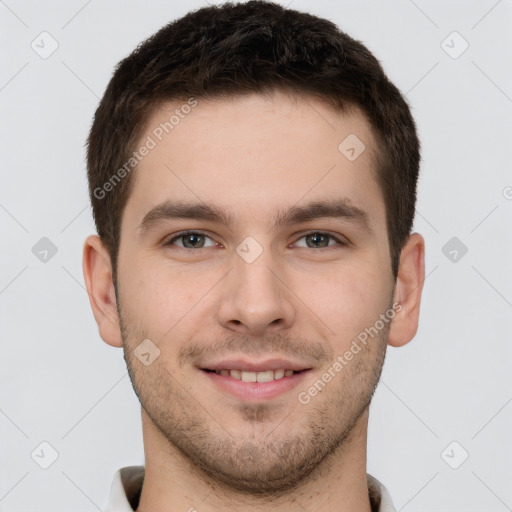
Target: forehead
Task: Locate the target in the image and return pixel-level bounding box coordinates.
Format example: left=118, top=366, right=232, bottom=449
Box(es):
left=123, top=91, right=386, bottom=236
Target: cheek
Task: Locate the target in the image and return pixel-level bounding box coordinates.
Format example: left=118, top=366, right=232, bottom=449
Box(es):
left=120, top=255, right=216, bottom=339
left=296, top=258, right=391, bottom=341
left=119, top=257, right=175, bottom=328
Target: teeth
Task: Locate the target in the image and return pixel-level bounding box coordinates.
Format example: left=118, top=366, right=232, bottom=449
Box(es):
left=274, top=368, right=285, bottom=379
left=230, top=369, right=242, bottom=380
left=214, top=369, right=297, bottom=381
left=241, top=370, right=257, bottom=382
left=256, top=370, right=274, bottom=383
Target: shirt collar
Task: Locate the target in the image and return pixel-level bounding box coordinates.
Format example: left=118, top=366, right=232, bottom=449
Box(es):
left=103, top=466, right=396, bottom=512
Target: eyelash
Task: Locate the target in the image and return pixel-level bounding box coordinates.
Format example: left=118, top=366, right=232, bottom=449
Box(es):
left=163, top=230, right=348, bottom=252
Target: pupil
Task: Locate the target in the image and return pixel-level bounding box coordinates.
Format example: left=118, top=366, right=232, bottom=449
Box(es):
left=185, top=234, right=203, bottom=248
left=308, top=233, right=327, bottom=248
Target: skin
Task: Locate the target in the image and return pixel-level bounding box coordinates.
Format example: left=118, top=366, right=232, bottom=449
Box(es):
left=83, top=90, right=425, bottom=512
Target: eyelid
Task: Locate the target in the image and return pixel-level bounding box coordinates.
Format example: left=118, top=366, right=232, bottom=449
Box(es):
left=164, top=230, right=349, bottom=250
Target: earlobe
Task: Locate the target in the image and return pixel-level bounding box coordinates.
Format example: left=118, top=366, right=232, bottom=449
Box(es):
left=387, top=232, right=425, bottom=348
left=82, top=235, right=123, bottom=348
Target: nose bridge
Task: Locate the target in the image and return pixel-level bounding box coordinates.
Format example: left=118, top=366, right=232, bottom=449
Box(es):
left=236, top=249, right=279, bottom=295
left=216, top=236, right=295, bottom=334
left=233, top=238, right=284, bottom=306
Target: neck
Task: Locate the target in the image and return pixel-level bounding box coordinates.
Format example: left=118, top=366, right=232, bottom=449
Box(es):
left=136, top=408, right=373, bottom=512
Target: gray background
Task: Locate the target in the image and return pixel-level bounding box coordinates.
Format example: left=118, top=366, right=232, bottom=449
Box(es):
left=1, top=0, right=511, bottom=510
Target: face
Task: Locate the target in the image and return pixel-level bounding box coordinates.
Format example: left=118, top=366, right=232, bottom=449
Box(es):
left=116, top=91, right=396, bottom=495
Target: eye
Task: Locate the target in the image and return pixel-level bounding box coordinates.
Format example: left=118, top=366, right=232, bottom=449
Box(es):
left=164, top=231, right=219, bottom=250
left=293, top=231, right=347, bottom=249
left=163, top=230, right=348, bottom=251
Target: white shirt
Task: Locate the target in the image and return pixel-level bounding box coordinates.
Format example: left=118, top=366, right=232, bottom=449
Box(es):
left=103, top=466, right=397, bottom=512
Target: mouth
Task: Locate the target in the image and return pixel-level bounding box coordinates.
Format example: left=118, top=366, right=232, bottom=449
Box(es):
left=199, top=366, right=312, bottom=401
left=201, top=368, right=309, bottom=382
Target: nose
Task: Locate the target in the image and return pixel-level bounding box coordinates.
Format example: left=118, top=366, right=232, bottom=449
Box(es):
left=216, top=247, right=296, bottom=336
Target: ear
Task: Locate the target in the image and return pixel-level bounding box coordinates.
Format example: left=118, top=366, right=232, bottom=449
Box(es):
left=82, top=235, right=123, bottom=348
left=387, top=232, right=425, bottom=348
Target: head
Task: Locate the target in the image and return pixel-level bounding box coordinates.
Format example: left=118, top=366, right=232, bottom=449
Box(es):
left=83, top=0, right=424, bottom=496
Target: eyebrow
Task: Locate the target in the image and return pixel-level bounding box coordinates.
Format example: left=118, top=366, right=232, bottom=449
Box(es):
left=137, top=199, right=372, bottom=234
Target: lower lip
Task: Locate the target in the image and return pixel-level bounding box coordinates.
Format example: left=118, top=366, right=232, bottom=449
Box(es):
left=201, top=370, right=311, bottom=401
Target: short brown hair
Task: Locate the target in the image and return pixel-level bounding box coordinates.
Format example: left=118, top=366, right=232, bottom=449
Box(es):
left=86, top=0, right=420, bottom=283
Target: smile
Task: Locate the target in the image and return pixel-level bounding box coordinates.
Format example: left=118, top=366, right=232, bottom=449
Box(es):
left=200, top=368, right=311, bottom=401
left=203, top=368, right=305, bottom=382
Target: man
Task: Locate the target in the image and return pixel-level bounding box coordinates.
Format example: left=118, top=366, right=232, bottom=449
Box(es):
left=82, top=1, right=425, bottom=510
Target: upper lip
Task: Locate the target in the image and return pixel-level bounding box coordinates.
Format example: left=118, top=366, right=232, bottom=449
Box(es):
left=199, top=357, right=313, bottom=372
